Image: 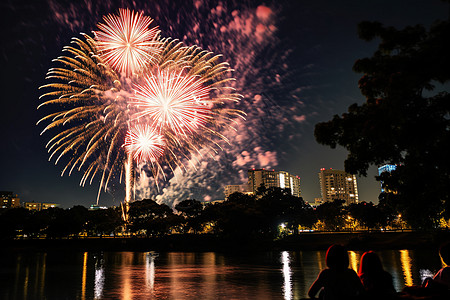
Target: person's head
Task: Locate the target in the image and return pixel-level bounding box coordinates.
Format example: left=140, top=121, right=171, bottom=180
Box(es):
left=326, top=244, right=349, bottom=270
left=439, top=241, right=450, bottom=266
left=358, top=251, right=383, bottom=276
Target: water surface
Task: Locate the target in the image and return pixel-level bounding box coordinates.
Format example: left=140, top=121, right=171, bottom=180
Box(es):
left=0, top=249, right=443, bottom=299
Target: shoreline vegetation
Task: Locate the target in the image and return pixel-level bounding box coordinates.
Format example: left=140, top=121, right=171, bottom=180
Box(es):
left=4, top=231, right=450, bottom=253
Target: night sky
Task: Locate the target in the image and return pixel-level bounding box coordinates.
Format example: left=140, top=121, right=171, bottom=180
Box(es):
left=1, top=0, right=448, bottom=208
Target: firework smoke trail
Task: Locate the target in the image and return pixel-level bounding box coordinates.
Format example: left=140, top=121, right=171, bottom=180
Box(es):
left=39, top=7, right=245, bottom=210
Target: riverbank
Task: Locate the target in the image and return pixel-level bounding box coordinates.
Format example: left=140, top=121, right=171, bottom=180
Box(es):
left=3, top=231, right=450, bottom=253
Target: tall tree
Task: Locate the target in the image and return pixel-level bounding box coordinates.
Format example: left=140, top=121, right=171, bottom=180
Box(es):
left=174, top=199, right=203, bottom=218
left=315, top=19, right=450, bottom=228
left=128, top=199, right=174, bottom=236
left=315, top=200, right=346, bottom=231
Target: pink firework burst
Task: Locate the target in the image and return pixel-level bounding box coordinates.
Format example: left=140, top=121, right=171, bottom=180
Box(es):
left=124, top=124, right=165, bottom=163
left=94, top=8, right=160, bottom=75
left=131, top=68, right=212, bottom=136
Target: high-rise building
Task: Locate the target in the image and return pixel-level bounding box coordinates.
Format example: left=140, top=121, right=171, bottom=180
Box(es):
left=1, top=191, right=21, bottom=209
left=224, top=184, right=252, bottom=199
left=378, top=164, right=397, bottom=192
left=318, top=168, right=358, bottom=205
left=247, top=169, right=301, bottom=197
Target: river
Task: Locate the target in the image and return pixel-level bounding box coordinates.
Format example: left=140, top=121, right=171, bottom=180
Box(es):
left=0, top=249, right=444, bottom=299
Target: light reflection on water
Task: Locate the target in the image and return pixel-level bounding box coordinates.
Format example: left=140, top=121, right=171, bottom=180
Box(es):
left=282, top=251, right=292, bottom=300
left=81, top=252, right=88, bottom=300
left=0, top=249, right=443, bottom=300
left=400, top=250, right=414, bottom=287
left=94, top=255, right=105, bottom=299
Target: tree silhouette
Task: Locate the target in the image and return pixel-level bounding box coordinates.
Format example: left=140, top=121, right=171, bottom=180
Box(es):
left=315, top=19, right=450, bottom=228
left=315, top=200, right=346, bottom=231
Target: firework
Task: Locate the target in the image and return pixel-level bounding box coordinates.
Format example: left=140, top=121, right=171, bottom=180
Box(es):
left=125, top=124, right=165, bottom=163
left=38, top=10, right=245, bottom=211
left=38, top=34, right=128, bottom=201
left=131, top=68, right=212, bottom=136
left=94, top=8, right=161, bottom=76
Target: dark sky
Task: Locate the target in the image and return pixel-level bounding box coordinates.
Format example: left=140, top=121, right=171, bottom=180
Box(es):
left=1, top=0, right=448, bottom=208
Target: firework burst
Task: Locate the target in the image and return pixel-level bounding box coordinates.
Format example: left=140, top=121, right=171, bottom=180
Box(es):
left=94, top=8, right=161, bottom=76
left=124, top=124, right=165, bottom=163
left=131, top=68, right=212, bottom=136
left=38, top=10, right=245, bottom=210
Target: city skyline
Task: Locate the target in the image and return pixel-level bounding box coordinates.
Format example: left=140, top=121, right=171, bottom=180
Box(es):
left=1, top=0, right=448, bottom=208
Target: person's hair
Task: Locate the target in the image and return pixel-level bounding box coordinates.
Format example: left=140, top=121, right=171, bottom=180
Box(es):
left=326, top=244, right=349, bottom=270
left=358, top=251, right=383, bottom=276
left=439, top=241, right=450, bottom=265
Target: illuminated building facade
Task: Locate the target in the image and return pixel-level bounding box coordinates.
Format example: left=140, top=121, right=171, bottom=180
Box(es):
left=378, top=164, right=397, bottom=192
left=1, top=191, right=21, bottom=209
left=24, top=202, right=59, bottom=211
left=224, top=184, right=252, bottom=199
left=247, top=169, right=301, bottom=197
left=319, top=168, right=358, bottom=205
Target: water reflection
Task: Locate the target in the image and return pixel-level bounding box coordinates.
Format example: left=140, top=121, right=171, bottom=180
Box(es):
left=145, top=252, right=155, bottom=291
left=1, top=249, right=443, bottom=299
left=94, top=253, right=105, bottom=299
left=121, top=252, right=133, bottom=300
left=281, top=251, right=292, bottom=300
left=400, top=250, right=414, bottom=286
left=81, top=252, right=88, bottom=300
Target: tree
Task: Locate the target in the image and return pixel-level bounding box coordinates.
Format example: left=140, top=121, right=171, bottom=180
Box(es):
left=174, top=199, right=204, bottom=233
left=0, top=208, right=30, bottom=239
left=315, top=200, right=346, bottom=231
left=314, top=19, right=450, bottom=228
left=46, top=206, right=89, bottom=237
left=128, top=199, right=174, bottom=236
left=86, top=207, right=123, bottom=236
left=348, top=201, right=384, bottom=230
left=23, top=208, right=57, bottom=237
left=175, top=199, right=203, bottom=218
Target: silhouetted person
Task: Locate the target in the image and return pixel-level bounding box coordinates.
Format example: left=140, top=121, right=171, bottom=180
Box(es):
left=308, top=244, right=364, bottom=300
left=358, top=251, right=396, bottom=299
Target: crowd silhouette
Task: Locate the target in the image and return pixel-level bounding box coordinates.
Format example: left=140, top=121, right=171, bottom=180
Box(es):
left=308, top=243, right=450, bottom=300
